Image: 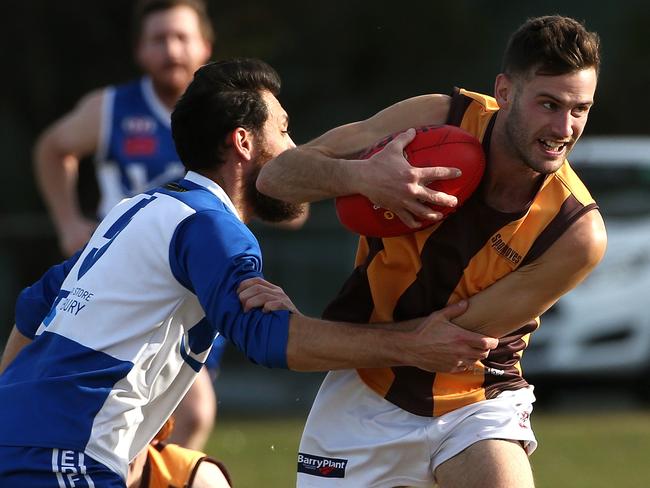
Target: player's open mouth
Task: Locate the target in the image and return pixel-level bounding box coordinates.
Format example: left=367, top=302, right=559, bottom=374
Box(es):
left=538, top=139, right=568, bottom=154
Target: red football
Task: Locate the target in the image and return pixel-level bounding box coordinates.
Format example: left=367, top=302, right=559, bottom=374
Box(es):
left=335, top=125, right=485, bottom=237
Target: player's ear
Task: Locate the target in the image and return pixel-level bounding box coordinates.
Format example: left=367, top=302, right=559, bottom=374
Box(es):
left=230, top=127, right=254, bottom=162
left=494, top=73, right=513, bottom=109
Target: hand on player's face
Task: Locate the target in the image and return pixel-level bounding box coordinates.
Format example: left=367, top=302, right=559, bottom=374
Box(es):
left=358, top=128, right=461, bottom=229
left=237, top=277, right=299, bottom=314
left=404, top=300, right=499, bottom=373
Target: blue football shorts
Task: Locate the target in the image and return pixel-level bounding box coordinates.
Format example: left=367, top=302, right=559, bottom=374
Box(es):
left=0, top=446, right=125, bottom=487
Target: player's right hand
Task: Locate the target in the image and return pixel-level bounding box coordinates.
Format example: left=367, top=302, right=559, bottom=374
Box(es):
left=404, top=300, right=498, bottom=373
left=355, top=128, right=461, bottom=229
left=237, top=277, right=299, bottom=314
left=58, top=217, right=96, bottom=257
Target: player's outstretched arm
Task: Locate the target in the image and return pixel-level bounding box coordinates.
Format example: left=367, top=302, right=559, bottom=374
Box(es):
left=256, top=94, right=459, bottom=229
left=453, top=211, right=607, bottom=338
left=286, top=304, right=498, bottom=373
left=34, top=90, right=103, bottom=256
left=238, top=278, right=498, bottom=373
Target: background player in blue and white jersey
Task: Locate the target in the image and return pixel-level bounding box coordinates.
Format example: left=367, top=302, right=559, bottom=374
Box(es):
left=0, top=58, right=495, bottom=487
left=34, top=0, right=214, bottom=257
left=33, top=0, right=220, bottom=451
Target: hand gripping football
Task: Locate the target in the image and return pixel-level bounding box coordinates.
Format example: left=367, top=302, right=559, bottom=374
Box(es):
left=335, top=125, right=485, bottom=237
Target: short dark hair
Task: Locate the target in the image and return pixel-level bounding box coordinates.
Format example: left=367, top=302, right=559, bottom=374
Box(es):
left=502, top=15, right=600, bottom=79
left=171, top=58, right=282, bottom=172
left=133, top=0, right=215, bottom=45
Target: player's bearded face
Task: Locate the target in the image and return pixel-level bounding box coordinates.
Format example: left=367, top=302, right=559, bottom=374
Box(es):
left=503, top=85, right=567, bottom=176
left=244, top=148, right=304, bottom=223
left=503, top=91, right=549, bottom=173
left=137, top=7, right=211, bottom=93
left=503, top=70, right=596, bottom=175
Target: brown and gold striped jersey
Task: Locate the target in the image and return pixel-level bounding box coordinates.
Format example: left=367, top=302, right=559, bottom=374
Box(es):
left=323, top=87, right=598, bottom=417
left=140, top=443, right=231, bottom=488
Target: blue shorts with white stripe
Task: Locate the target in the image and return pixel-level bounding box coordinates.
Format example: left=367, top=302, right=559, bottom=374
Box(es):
left=0, top=446, right=124, bottom=487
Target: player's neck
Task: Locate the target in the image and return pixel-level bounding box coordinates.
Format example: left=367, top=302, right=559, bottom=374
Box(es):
left=150, top=80, right=184, bottom=110
left=483, top=124, right=546, bottom=213
left=200, top=166, right=251, bottom=223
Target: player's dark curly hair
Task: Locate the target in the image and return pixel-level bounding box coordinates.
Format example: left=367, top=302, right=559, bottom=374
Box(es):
left=171, top=58, right=281, bottom=172
left=133, top=0, right=215, bottom=45
left=502, top=15, right=601, bottom=78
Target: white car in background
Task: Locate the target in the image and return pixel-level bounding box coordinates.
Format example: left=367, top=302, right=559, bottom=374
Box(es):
left=522, top=136, right=650, bottom=402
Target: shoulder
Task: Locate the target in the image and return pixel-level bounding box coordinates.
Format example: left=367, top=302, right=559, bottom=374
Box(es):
left=562, top=209, right=607, bottom=268
left=183, top=209, right=253, bottom=241
left=451, top=88, right=499, bottom=111
left=110, top=77, right=144, bottom=95
left=73, top=88, right=107, bottom=118
left=54, top=88, right=106, bottom=132
left=52, top=87, right=106, bottom=127
left=36, top=88, right=107, bottom=152
left=190, top=458, right=232, bottom=488
left=171, top=208, right=260, bottom=264
left=568, top=209, right=607, bottom=260
left=553, top=162, right=596, bottom=207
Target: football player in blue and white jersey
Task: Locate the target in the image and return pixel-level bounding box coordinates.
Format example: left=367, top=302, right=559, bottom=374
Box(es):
left=33, top=0, right=220, bottom=452
left=0, top=58, right=495, bottom=487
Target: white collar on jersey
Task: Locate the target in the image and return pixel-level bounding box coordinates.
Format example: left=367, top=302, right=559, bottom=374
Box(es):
left=184, top=171, right=242, bottom=221
left=141, top=77, right=172, bottom=129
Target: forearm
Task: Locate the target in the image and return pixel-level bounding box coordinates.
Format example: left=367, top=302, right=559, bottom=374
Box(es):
left=33, top=91, right=102, bottom=232
left=450, top=258, right=587, bottom=338
left=238, top=277, right=408, bottom=370
left=238, top=277, right=495, bottom=372
left=34, top=138, right=83, bottom=230
left=286, top=313, right=416, bottom=371
left=257, top=94, right=452, bottom=205
left=257, top=145, right=368, bottom=203
left=452, top=284, right=549, bottom=338
left=452, top=213, right=607, bottom=338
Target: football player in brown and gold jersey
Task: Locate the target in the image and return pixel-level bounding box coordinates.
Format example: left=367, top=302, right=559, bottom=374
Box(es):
left=251, top=15, right=606, bottom=488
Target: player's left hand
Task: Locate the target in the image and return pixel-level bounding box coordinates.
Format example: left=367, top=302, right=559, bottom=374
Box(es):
left=354, top=128, right=460, bottom=229
left=237, top=277, right=299, bottom=314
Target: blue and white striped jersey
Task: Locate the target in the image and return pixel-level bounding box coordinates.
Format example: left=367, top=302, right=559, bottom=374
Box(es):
left=0, top=172, right=289, bottom=479
left=95, top=77, right=185, bottom=217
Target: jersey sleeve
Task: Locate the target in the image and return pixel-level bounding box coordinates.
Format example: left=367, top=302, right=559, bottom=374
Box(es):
left=169, top=210, right=290, bottom=369
left=14, top=250, right=83, bottom=339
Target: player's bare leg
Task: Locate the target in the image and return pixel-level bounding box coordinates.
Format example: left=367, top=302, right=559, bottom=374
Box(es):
left=434, top=439, right=535, bottom=488
left=167, top=367, right=216, bottom=450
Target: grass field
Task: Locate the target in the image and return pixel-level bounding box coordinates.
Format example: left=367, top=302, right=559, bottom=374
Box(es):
left=204, top=411, right=650, bottom=488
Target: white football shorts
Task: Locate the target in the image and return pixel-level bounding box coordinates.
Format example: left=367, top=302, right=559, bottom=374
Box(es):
left=297, top=369, right=537, bottom=487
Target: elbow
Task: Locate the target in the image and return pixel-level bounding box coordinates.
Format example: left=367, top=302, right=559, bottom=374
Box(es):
left=577, top=213, right=608, bottom=270
left=33, top=131, right=63, bottom=180
left=256, top=162, right=302, bottom=204
left=227, top=310, right=291, bottom=369
left=591, top=219, right=608, bottom=264
left=255, top=164, right=279, bottom=198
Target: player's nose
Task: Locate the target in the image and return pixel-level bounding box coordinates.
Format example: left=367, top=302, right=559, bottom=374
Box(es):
left=551, top=110, right=573, bottom=139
